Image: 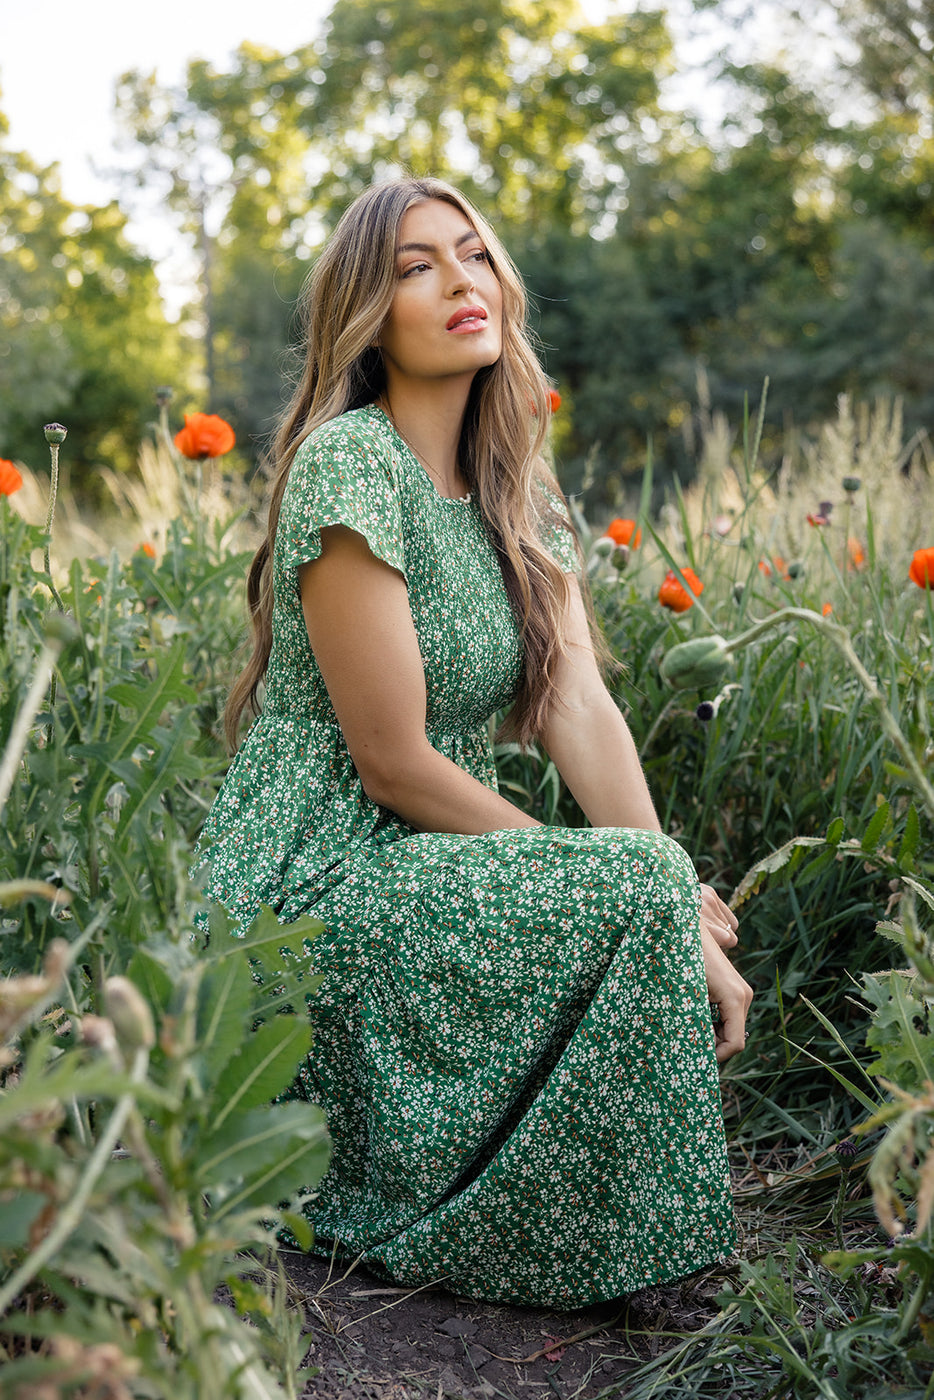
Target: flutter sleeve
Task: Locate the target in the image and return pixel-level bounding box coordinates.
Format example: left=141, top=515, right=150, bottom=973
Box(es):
left=276, top=416, right=408, bottom=582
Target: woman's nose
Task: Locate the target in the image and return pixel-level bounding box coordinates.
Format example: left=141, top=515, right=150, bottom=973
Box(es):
left=446, top=260, right=475, bottom=296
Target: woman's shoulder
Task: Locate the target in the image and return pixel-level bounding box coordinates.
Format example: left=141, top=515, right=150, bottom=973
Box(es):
left=294, top=405, right=394, bottom=473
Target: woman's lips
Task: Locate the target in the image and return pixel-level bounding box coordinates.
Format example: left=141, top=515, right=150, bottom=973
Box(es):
left=446, top=306, right=488, bottom=332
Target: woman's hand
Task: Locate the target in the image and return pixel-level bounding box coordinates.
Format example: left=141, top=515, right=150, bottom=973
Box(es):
left=700, top=882, right=739, bottom=948
left=701, top=925, right=753, bottom=1063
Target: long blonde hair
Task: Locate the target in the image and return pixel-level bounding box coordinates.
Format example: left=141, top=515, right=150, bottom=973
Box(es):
left=225, top=176, right=580, bottom=750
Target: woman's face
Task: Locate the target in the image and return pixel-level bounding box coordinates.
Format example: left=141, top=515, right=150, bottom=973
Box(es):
left=377, top=199, right=503, bottom=392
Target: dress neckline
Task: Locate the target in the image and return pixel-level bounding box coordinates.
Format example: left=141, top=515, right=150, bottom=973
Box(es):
left=371, top=404, right=473, bottom=504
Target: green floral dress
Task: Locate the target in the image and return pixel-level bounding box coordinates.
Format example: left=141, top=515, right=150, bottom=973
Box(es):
left=194, top=404, right=735, bottom=1308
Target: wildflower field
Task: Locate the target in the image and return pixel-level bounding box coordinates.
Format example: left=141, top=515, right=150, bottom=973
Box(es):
left=1, top=390, right=934, bottom=1399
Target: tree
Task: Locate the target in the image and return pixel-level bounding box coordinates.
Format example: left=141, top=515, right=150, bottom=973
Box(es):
left=0, top=113, right=185, bottom=480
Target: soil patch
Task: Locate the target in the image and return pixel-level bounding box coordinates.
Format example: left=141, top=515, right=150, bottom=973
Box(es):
left=281, top=1250, right=729, bottom=1399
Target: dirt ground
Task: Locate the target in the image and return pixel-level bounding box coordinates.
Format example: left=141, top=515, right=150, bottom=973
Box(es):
left=281, top=1250, right=731, bottom=1400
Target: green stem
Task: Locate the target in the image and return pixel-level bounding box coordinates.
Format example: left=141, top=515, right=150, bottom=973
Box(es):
left=0, top=1046, right=149, bottom=1318
left=0, top=636, right=64, bottom=822
left=895, top=1262, right=933, bottom=1344
left=42, top=441, right=64, bottom=615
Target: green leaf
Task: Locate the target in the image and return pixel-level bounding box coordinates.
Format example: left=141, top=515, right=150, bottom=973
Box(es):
left=732, top=835, right=826, bottom=907
left=216, top=905, right=324, bottom=961
left=0, top=1192, right=47, bottom=1246
left=278, top=1208, right=313, bottom=1251
left=196, top=1101, right=330, bottom=1212
left=898, top=803, right=921, bottom=868
left=825, top=816, right=845, bottom=846
left=127, top=947, right=175, bottom=1015
left=904, top=875, right=934, bottom=916
left=196, top=954, right=253, bottom=1087
left=864, top=970, right=934, bottom=1093
left=210, top=1017, right=313, bottom=1131
left=861, top=799, right=893, bottom=854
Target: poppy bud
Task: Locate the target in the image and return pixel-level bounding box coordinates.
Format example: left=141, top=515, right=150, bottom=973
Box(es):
left=660, top=636, right=734, bottom=690
left=43, top=423, right=67, bottom=444
left=841, top=476, right=861, bottom=493
left=103, top=976, right=155, bottom=1054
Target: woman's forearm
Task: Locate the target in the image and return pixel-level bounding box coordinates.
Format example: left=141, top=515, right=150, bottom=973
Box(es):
left=364, top=740, right=540, bottom=834
left=541, top=688, right=662, bottom=832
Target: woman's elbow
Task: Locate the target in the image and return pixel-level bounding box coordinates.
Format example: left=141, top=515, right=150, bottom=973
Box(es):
left=354, top=745, right=425, bottom=811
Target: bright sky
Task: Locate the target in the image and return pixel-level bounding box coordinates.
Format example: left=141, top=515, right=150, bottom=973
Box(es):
left=0, top=0, right=334, bottom=207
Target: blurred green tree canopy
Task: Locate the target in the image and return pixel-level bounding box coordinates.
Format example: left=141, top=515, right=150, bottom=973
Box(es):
left=3, top=0, right=933, bottom=498
left=0, top=114, right=189, bottom=476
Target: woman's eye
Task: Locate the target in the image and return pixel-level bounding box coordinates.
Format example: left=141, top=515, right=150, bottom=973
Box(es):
left=467, top=249, right=488, bottom=264
left=400, top=262, right=430, bottom=278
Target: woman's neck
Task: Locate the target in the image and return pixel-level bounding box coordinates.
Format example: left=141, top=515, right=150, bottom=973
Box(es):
left=378, top=382, right=472, bottom=499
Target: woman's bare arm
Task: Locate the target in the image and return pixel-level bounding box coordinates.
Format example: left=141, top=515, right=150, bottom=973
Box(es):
left=540, top=576, right=752, bottom=1060
left=299, top=524, right=539, bottom=834
left=538, top=579, right=662, bottom=831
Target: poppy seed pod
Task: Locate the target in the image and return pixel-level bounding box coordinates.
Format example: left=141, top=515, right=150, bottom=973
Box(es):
left=103, top=976, right=155, bottom=1053
left=43, top=423, right=67, bottom=444
left=659, top=635, right=734, bottom=690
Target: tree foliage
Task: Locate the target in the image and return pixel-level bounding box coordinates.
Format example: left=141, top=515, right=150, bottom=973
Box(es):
left=3, top=1, right=934, bottom=492
left=0, top=125, right=186, bottom=479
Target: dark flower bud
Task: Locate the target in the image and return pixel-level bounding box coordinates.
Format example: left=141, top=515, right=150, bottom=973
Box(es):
left=787, top=560, right=805, bottom=579
left=696, top=701, right=715, bottom=722
left=842, top=476, right=861, bottom=493
left=43, top=423, right=67, bottom=444
left=835, top=1138, right=858, bottom=1164
left=155, top=386, right=174, bottom=406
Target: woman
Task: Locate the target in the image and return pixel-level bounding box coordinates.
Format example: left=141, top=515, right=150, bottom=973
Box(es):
left=194, top=176, right=753, bottom=1308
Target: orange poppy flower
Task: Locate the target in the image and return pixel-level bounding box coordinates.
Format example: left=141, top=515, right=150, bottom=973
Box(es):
left=847, top=538, right=866, bottom=571
left=138, top=542, right=157, bottom=559
left=0, top=458, right=23, bottom=495
left=605, top=518, right=642, bottom=549
left=758, top=556, right=788, bottom=579
left=658, top=567, right=704, bottom=613
left=822, top=602, right=833, bottom=616
left=548, top=389, right=561, bottom=413
left=174, top=413, right=236, bottom=460
left=909, top=547, right=934, bottom=590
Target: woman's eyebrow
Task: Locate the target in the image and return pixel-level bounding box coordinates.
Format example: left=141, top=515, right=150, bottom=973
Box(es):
left=396, top=229, right=482, bottom=255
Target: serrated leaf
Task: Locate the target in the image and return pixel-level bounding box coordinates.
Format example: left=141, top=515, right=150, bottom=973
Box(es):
left=864, top=970, right=934, bottom=1093
left=210, top=1017, right=313, bottom=1131
left=732, top=836, right=825, bottom=907
left=196, top=954, right=253, bottom=1087
left=904, top=876, right=934, bottom=916
left=861, top=800, right=893, bottom=854
left=197, top=1101, right=330, bottom=1213
left=216, top=905, right=324, bottom=961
